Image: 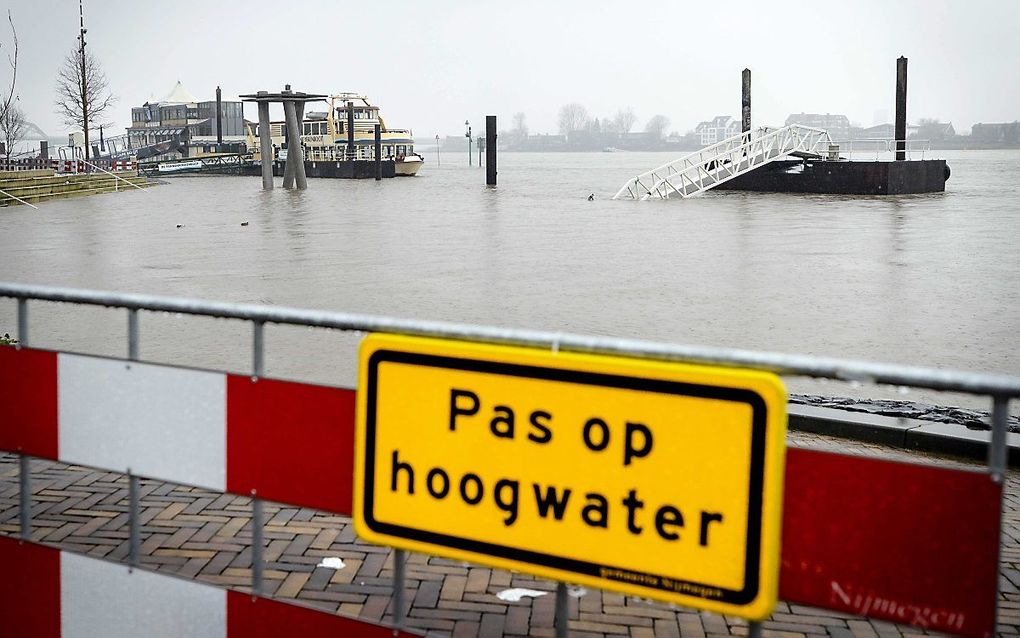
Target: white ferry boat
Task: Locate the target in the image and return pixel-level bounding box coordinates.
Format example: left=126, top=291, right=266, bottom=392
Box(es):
left=247, top=93, right=423, bottom=176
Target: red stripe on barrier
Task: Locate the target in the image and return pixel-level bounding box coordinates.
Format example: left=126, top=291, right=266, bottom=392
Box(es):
left=226, top=590, right=420, bottom=637
left=0, top=536, right=61, bottom=638
left=780, top=447, right=1000, bottom=637
left=226, top=376, right=356, bottom=514
left=0, top=347, right=59, bottom=459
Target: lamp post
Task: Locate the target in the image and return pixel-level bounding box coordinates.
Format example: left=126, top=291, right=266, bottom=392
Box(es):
left=435, top=134, right=440, bottom=166
left=465, top=120, right=472, bottom=167
left=78, top=0, right=89, bottom=162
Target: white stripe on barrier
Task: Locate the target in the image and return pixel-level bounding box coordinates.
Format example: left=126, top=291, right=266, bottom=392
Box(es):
left=62, top=552, right=226, bottom=638
left=58, top=354, right=226, bottom=490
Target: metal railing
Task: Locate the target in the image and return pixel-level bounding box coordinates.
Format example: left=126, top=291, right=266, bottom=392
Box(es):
left=2, top=281, right=1017, bottom=637
left=828, top=138, right=933, bottom=161
left=614, top=125, right=834, bottom=200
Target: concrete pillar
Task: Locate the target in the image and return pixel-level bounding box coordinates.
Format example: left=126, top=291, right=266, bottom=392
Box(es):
left=257, top=100, right=273, bottom=190
left=283, top=99, right=306, bottom=190
left=486, top=115, right=497, bottom=186
left=374, top=123, right=382, bottom=180
left=347, top=102, right=355, bottom=161
left=895, top=56, right=908, bottom=161
left=283, top=106, right=296, bottom=189
left=741, top=68, right=751, bottom=135
left=294, top=101, right=307, bottom=187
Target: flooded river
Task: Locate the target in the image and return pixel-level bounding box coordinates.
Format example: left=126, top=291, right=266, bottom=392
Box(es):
left=0, top=150, right=1017, bottom=411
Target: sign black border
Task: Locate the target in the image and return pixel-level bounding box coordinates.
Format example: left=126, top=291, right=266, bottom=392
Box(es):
left=362, top=348, right=769, bottom=605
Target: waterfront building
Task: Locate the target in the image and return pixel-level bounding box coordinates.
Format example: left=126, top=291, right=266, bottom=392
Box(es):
left=126, top=81, right=248, bottom=158
left=695, top=116, right=740, bottom=146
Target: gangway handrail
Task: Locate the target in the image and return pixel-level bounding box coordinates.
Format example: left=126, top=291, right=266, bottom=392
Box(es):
left=78, top=158, right=147, bottom=192
left=2, top=281, right=1018, bottom=398
left=613, top=124, right=832, bottom=200
left=0, top=187, right=39, bottom=210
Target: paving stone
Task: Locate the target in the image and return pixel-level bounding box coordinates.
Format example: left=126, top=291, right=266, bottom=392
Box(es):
left=2, top=433, right=1017, bottom=637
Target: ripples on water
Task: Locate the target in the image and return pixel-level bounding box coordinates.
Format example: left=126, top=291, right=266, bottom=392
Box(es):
left=0, top=150, right=1017, bottom=411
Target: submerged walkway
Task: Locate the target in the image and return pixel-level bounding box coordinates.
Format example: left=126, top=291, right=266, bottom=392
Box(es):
left=2, top=430, right=1018, bottom=637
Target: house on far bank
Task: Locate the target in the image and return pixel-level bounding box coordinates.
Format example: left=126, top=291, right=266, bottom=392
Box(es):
left=785, top=113, right=850, bottom=140
left=970, top=122, right=1020, bottom=144
left=912, top=121, right=956, bottom=141
left=851, top=123, right=920, bottom=140
left=695, top=116, right=740, bottom=146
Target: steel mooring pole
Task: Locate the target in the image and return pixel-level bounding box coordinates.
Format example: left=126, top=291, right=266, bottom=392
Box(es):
left=374, top=123, right=382, bottom=181
left=741, top=68, right=752, bottom=137
left=555, top=582, right=569, bottom=638
left=895, top=56, right=908, bottom=160
left=393, top=548, right=407, bottom=627
left=486, top=115, right=497, bottom=186
left=347, top=101, right=355, bottom=162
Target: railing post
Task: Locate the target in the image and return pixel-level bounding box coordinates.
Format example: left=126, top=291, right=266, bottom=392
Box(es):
left=128, top=470, right=140, bottom=570
left=252, top=320, right=265, bottom=378
left=555, top=581, right=569, bottom=638
left=393, top=548, right=406, bottom=627
left=251, top=493, right=264, bottom=598
left=19, top=454, right=31, bottom=540
left=17, top=297, right=28, bottom=347
left=988, top=396, right=1009, bottom=637
left=127, top=308, right=139, bottom=361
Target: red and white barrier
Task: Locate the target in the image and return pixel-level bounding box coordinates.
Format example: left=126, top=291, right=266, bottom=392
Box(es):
left=109, top=159, right=137, bottom=171
left=0, top=347, right=355, bottom=514
left=0, top=346, right=1003, bottom=637
left=0, top=535, right=420, bottom=638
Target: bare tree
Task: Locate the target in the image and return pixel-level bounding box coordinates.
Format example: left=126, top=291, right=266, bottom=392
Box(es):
left=0, top=103, right=25, bottom=163
left=557, top=103, right=590, bottom=136
left=54, top=47, right=115, bottom=160
left=613, top=108, right=637, bottom=134
left=511, top=111, right=528, bottom=140
left=0, top=11, right=18, bottom=125
left=644, top=114, right=670, bottom=140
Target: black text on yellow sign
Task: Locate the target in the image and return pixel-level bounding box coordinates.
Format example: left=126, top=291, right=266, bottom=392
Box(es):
left=354, top=334, right=787, bottom=619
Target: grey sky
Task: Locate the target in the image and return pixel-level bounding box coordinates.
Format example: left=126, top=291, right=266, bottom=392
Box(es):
left=7, top=0, right=1020, bottom=139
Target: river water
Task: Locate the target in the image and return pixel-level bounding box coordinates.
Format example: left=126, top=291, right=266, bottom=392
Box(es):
left=1, top=150, right=1017, bottom=412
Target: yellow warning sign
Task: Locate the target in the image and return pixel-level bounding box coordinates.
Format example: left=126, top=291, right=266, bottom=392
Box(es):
left=353, top=334, right=787, bottom=619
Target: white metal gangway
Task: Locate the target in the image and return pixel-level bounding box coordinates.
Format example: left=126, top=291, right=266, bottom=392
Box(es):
left=613, top=124, right=833, bottom=200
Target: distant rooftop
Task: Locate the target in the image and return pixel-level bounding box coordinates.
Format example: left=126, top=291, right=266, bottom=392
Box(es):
left=161, top=81, right=200, bottom=105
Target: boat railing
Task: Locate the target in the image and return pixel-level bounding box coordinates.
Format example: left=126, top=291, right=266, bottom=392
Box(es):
left=302, top=145, right=388, bottom=163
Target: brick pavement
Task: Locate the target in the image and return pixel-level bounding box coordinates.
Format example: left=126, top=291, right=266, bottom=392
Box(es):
left=1, top=431, right=1016, bottom=637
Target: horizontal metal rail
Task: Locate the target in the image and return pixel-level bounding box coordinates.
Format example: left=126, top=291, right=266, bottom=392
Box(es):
left=2, top=281, right=1018, bottom=398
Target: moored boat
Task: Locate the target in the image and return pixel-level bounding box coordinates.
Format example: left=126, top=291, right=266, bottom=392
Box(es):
left=247, top=93, right=423, bottom=177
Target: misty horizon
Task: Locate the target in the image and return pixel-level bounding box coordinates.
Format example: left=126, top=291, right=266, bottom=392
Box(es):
left=6, top=0, right=1020, bottom=140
